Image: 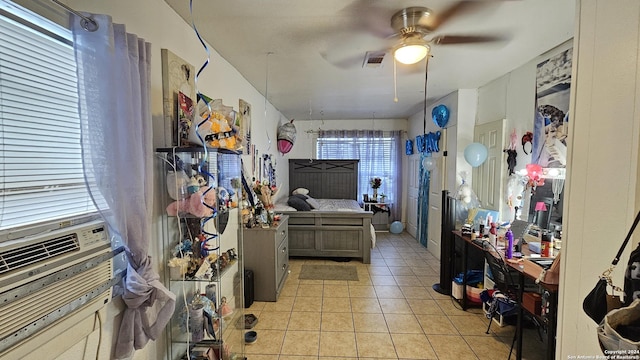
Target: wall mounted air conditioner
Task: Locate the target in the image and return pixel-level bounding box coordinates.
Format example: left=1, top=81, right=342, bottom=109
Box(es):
left=0, top=219, right=117, bottom=359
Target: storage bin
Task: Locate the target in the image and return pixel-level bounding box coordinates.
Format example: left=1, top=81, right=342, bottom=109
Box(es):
left=451, top=281, right=483, bottom=304
left=522, top=292, right=542, bottom=315
left=466, top=285, right=483, bottom=304
left=452, top=281, right=463, bottom=300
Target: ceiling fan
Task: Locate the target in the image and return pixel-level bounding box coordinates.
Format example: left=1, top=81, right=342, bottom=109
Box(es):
left=321, top=1, right=510, bottom=69
left=390, top=5, right=505, bottom=65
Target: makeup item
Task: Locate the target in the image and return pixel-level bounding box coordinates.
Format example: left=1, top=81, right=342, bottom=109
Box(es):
left=505, top=229, right=514, bottom=259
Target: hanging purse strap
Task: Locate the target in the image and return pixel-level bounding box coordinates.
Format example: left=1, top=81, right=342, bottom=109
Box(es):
left=612, top=210, right=640, bottom=266
left=600, top=210, right=640, bottom=290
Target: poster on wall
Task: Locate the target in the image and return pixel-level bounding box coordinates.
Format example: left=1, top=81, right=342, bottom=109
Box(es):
left=533, top=48, right=573, bottom=168
left=161, top=49, right=195, bottom=147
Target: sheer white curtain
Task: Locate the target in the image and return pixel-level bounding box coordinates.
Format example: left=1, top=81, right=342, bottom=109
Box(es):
left=317, top=130, right=403, bottom=220
left=71, top=14, right=175, bottom=359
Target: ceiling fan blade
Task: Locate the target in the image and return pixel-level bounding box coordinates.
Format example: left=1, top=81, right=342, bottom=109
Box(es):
left=432, top=34, right=509, bottom=45
left=430, top=1, right=504, bottom=32
left=319, top=51, right=365, bottom=69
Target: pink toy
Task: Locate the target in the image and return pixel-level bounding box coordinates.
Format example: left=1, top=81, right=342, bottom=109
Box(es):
left=166, top=186, right=217, bottom=218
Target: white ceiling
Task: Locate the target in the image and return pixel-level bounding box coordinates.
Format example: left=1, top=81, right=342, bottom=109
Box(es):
left=164, top=0, right=575, bottom=121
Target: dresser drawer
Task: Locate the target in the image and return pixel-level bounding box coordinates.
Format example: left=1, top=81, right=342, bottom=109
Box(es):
left=276, top=224, right=288, bottom=245
left=276, top=235, right=289, bottom=286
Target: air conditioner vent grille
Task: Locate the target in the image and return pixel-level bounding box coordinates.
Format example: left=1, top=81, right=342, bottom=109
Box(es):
left=0, top=233, right=80, bottom=275
left=363, top=51, right=386, bottom=68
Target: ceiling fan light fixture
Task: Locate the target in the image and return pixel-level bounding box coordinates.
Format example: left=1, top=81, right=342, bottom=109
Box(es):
left=394, top=40, right=430, bottom=65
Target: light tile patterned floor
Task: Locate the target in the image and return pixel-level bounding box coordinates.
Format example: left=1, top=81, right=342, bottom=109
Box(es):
left=244, top=231, right=546, bottom=359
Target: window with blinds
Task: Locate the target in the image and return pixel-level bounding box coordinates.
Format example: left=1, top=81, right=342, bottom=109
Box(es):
left=317, top=136, right=397, bottom=202
left=0, top=6, right=96, bottom=231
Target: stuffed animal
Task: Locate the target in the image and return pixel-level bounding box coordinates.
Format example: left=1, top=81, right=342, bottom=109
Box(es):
left=166, top=186, right=217, bottom=218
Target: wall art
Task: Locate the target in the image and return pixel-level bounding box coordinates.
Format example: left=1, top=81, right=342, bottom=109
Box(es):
left=239, top=99, right=252, bottom=154
left=161, top=49, right=195, bottom=147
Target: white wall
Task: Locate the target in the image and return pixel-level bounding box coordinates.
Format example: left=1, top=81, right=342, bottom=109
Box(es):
left=15, top=0, right=287, bottom=359
left=559, top=0, right=640, bottom=356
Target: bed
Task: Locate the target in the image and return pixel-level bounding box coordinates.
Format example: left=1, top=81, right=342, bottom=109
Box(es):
left=275, top=159, right=373, bottom=264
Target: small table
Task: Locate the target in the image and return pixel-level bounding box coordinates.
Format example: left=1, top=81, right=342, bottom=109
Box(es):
left=363, top=202, right=391, bottom=230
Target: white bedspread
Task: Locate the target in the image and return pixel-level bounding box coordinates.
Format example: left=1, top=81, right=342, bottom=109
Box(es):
left=273, top=198, right=364, bottom=212
left=315, top=199, right=363, bottom=212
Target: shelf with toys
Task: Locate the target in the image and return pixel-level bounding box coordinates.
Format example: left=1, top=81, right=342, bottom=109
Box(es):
left=156, top=147, right=245, bottom=360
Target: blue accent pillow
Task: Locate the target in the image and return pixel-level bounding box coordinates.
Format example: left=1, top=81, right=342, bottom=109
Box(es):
left=287, top=196, right=311, bottom=211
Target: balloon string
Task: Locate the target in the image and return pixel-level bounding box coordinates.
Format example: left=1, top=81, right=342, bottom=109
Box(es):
left=189, top=0, right=218, bottom=252
left=423, top=56, right=430, bottom=136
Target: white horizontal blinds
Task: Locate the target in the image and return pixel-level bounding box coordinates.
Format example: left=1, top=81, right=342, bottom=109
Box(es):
left=0, top=12, right=96, bottom=230
left=317, top=135, right=396, bottom=201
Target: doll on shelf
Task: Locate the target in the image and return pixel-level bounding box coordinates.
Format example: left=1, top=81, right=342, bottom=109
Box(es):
left=217, top=296, right=233, bottom=318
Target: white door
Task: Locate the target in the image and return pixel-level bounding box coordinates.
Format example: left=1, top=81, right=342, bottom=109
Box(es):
left=406, top=156, right=420, bottom=238
left=427, top=155, right=444, bottom=259
left=472, top=119, right=506, bottom=212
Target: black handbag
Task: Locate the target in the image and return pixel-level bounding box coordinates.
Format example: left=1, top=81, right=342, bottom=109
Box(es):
left=583, top=210, right=640, bottom=324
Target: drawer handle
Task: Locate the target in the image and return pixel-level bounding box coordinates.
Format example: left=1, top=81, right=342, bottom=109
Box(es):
left=282, top=247, right=287, bottom=253
left=280, top=230, right=286, bottom=236
left=282, top=264, right=287, bottom=271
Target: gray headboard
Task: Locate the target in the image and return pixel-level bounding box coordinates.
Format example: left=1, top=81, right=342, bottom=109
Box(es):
left=289, top=159, right=359, bottom=199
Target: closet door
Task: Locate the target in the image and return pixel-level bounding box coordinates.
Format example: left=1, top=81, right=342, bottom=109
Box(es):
left=472, top=119, right=505, bottom=212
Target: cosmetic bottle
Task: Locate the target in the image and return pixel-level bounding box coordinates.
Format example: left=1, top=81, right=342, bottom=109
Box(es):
left=505, top=229, right=514, bottom=259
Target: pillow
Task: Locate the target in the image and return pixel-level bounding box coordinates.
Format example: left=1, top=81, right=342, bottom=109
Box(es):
left=293, top=193, right=308, bottom=200
left=287, top=196, right=311, bottom=211
left=292, top=187, right=309, bottom=196
left=305, top=196, right=321, bottom=209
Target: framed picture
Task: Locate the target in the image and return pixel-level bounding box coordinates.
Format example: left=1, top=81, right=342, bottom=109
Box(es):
left=161, top=49, right=195, bottom=147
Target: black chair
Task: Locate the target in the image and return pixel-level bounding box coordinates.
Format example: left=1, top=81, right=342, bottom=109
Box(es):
left=482, top=244, right=543, bottom=359
left=482, top=247, right=520, bottom=335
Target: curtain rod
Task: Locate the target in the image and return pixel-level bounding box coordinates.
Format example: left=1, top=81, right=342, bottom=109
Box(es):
left=305, top=129, right=407, bottom=135
left=51, top=0, right=98, bottom=32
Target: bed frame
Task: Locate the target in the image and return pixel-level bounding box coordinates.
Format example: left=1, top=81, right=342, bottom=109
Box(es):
left=284, top=159, right=372, bottom=264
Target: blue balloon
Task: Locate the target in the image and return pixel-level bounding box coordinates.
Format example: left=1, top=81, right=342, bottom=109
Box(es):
left=464, top=142, right=488, bottom=167
left=390, top=221, right=404, bottom=234
left=432, top=104, right=450, bottom=128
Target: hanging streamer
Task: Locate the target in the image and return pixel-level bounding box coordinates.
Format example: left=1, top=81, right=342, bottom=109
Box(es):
left=416, top=153, right=431, bottom=247
left=264, top=52, right=273, bottom=151
left=189, top=0, right=218, bottom=252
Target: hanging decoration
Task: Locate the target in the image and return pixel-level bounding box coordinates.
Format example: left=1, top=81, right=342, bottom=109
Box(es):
left=405, top=139, right=414, bottom=155
left=188, top=1, right=219, bottom=254
left=432, top=104, right=450, bottom=128
left=504, top=128, right=518, bottom=175
left=422, top=155, right=436, bottom=171
left=416, top=152, right=431, bottom=247
left=463, top=142, right=488, bottom=167
left=277, top=119, right=296, bottom=154
left=521, top=131, right=533, bottom=154
left=525, top=163, right=545, bottom=188
left=264, top=52, right=273, bottom=151
left=505, top=174, right=527, bottom=221
left=453, top=171, right=481, bottom=224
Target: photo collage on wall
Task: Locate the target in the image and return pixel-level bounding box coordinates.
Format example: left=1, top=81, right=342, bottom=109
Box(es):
left=533, top=48, right=573, bottom=168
